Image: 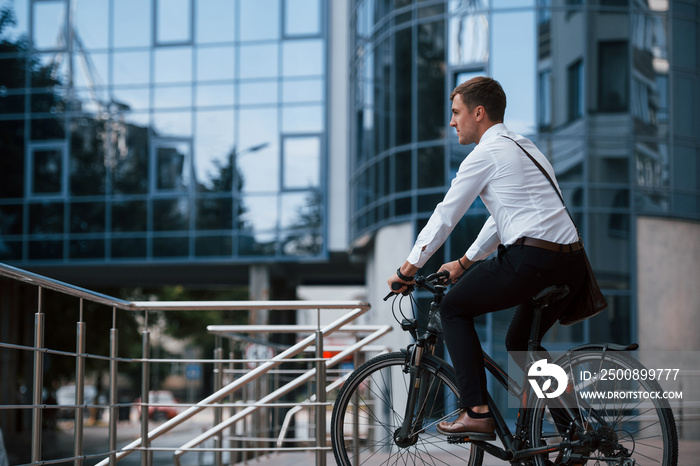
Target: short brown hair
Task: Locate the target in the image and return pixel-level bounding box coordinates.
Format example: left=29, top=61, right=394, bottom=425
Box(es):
left=450, top=77, right=506, bottom=122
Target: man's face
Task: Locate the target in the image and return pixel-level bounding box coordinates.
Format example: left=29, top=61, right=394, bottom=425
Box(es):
left=450, top=94, right=479, bottom=145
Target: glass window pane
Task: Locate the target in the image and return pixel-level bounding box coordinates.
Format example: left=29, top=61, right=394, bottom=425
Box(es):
left=282, top=79, right=323, bottom=103
left=394, top=28, right=412, bottom=146
left=156, top=141, right=191, bottom=191
left=598, top=41, right=629, bottom=112
left=448, top=10, right=489, bottom=65
left=196, top=0, right=235, bottom=44
left=195, top=235, right=232, bottom=256
left=492, top=11, right=536, bottom=134
left=0, top=120, right=25, bottom=198
left=194, top=110, right=235, bottom=192
left=32, top=0, right=65, bottom=50
left=114, top=0, right=151, bottom=48
left=70, top=201, right=105, bottom=233
left=155, top=47, right=193, bottom=84
left=70, top=239, right=105, bottom=259
left=113, top=51, right=151, bottom=86
left=29, top=240, right=63, bottom=260
left=112, top=87, right=150, bottom=111
left=240, top=0, right=279, bottom=41
left=32, top=148, right=63, bottom=194
left=195, top=83, right=234, bottom=107
left=72, top=52, right=108, bottom=89
left=153, top=236, right=189, bottom=257
left=154, top=86, right=193, bottom=109
left=239, top=81, right=278, bottom=105
left=156, top=0, right=191, bottom=44
left=70, top=121, right=107, bottom=196
left=417, top=146, right=444, bottom=189
left=196, top=198, right=232, bottom=229
left=153, top=198, right=190, bottom=231
left=112, top=201, right=147, bottom=232
left=113, top=119, right=149, bottom=194
left=283, top=136, right=320, bottom=189
left=282, top=105, right=323, bottom=133
left=284, top=0, right=320, bottom=36
left=29, top=202, right=63, bottom=234
left=0, top=205, right=23, bottom=235
left=282, top=39, right=323, bottom=77
left=417, top=20, right=445, bottom=142
left=237, top=231, right=275, bottom=256
left=240, top=194, right=278, bottom=231
left=1, top=0, right=28, bottom=42
left=196, top=46, right=235, bottom=81
left=240, top=44, right=278, bottom=79
left=152, top=111, right=192, bottom=136
left=111, top=238, right=147, bottom=258
left=238, top=108, right=278, bottom=193
left=75, top=0, right=109, bottom=49
left=280, top=191, right=320, bottom=229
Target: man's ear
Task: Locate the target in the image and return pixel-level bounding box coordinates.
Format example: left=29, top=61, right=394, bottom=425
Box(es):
left=474, top=105, right=486, bottom=121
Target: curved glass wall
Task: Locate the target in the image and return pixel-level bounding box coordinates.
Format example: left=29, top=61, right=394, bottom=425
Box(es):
left=0, top=0, right=327, bottom=264
left=350, top=0, right=699, bottom=347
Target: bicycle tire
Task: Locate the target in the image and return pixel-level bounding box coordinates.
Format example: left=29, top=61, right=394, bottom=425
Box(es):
left=529, top=350, right=678, bottom=466
left=330, top=351, right=484, bottom=466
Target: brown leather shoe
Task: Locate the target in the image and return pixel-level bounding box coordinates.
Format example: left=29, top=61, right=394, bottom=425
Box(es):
left=436, top=408, right=495, bottom=440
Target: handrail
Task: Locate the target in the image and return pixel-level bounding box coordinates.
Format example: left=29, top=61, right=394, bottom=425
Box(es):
left=0, top=261, right=381, bottom=466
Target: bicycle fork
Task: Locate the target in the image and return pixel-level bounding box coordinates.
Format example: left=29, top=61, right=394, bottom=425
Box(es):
left=394, top=343, right=432, bottom=448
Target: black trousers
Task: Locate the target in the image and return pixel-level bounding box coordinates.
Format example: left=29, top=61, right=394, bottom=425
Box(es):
left=439, top=241, right=586, bottom=408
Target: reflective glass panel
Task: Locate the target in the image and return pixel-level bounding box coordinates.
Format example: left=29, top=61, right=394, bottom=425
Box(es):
left=75, top=0, right=108, bottom=49
left=196, top=197, right=233, bottom=229
left=0, top=0, right=28, bottom=42
left=0, top=205, right=23, bottom=235
left=238, top=108, right=278, bottom=193
left=492, top=11, right=536, bottom=135
left=283, top=136, right=320, bottom=189
left=417, top=146, right=444, bottom=189
left=72, top=52, right=108, bottom=89
left=240, top=0, right=279, bottom=41
left=153, top=198, right=190, bottom=231
left=153, top=236, right=189, bottom=256
left=240, top=195, right=278, bottom=232
left=196, top=83, right=235, bottom=107
left=196, top=235, right=232, bottom=256
left=283, top=39, right=323, bottom=77
left=282, top=79, right=323, bottom=103
left=194, top=110, right=235, bottom=192
left=70, top=239, right=105, bottom=259
left=29, top=240, right=62, bottom=260
left=70, top=120, right=107, bottom=196
left=32, top=148, right=63, bottom=194
left=196, top=0, right=235, bottom=44
left=280, top=191, right=320, bottom=229
left=113, top=0, right=151, bottom=48
left=239, top=44, right=278, bottom=79
left=417, top=20, right=445, bottom=142
left=29, top=202, right=63, bottom=234
left=284, top=0, right=320, bottom=36
left=113, top=122, right=149, bottom=194
left=156, top=0, right=192, bottom=44
left=156, top=140, right=191, bottom=191
left=112, top=87, right=150, bottom=111
left=282, top=105, right=323, bottom=133
left=155, top=47, right=193, bottom=84
left=32, top=0, right=65, bottom=50
left=112, top=200, right=148, bottom=232
left=70, top=201, right=105, bottom=233
left=152, top=111, right=192, bottom=136
left=448, top=10, right=489, bottom=65
left=112, top=51, right=150, bottom=86
left=154, top=86, right=193, bottom=109
left=111, top=238, right=147, bottom=258
left=240, top=81, right=278, bottom=105
left=197, top=46, right=235, bottom=81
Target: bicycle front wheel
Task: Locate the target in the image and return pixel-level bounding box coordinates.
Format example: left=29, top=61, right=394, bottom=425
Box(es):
left=529, top=349, right=678, bottom=466
left=330, top=351, right=483, bottom=466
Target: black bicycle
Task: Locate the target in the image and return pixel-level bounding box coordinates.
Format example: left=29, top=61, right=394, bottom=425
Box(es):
left=330, top=271, right=678, bottom=465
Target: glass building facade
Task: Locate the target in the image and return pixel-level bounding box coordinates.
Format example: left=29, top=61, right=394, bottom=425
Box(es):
left=349, top=0, right=700, bottom=353
left=0, top=0, right=327, bottom=266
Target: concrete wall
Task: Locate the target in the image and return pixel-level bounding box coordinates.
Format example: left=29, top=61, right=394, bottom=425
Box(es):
left=637, top=216, right=700, bottom=351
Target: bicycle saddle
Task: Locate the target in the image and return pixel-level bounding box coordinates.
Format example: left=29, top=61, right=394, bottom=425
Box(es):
left=532, top=285, right=569, bottom=308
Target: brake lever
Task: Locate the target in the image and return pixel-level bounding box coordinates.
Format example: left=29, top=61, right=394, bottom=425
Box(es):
left=384, top=281, right=414, bottom=301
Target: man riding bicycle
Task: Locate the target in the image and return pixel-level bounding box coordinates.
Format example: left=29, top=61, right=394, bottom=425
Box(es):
left=387, top=76, right=586, bottom=447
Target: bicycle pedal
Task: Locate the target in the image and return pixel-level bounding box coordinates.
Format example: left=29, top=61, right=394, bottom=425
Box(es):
left=446, top=432, right=496, bottom=443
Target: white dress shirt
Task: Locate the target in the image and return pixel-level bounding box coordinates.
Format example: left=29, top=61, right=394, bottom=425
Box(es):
left=407, top=123, right=579, bottom=268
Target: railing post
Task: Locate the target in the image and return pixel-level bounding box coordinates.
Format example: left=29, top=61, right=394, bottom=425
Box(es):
left=214, top=340, right=223, bottom=466
left=141, top=312, right=151, bottom=466
left=315, top=327, right=326, bottom=466
left=109, top=308, right=118, bottom=465
left=31, top=287, right=45, bottom=464
left=75, top=299, right=86, bottom=466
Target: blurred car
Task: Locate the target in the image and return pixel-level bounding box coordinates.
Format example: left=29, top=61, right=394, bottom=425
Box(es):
left=55, top=384, right=97, bottom=419
left=136, top=390, right=180, bottom=420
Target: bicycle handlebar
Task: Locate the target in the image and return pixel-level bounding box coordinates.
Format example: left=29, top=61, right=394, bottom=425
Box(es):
left=384, top=270, right=450, bottom=301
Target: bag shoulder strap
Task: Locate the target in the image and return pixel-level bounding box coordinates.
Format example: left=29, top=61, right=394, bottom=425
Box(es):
left=501, top=135, right=581, bottom=239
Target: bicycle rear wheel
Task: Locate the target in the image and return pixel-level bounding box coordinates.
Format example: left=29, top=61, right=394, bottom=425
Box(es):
left=529, top=349, right=678, bottom=466
left=330, top=351, right=483, bottom=466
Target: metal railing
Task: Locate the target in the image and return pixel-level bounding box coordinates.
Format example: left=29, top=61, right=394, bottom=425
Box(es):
left=0, top=262, right=388, bottom=465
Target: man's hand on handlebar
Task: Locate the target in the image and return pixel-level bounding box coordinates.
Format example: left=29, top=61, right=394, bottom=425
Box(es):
left=437, top=255, right=473, bottom=284
left=387, top=261, right=418, bottom=296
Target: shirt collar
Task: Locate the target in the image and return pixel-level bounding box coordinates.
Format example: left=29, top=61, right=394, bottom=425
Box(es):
left=478, top=123, right=508, bottom=144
